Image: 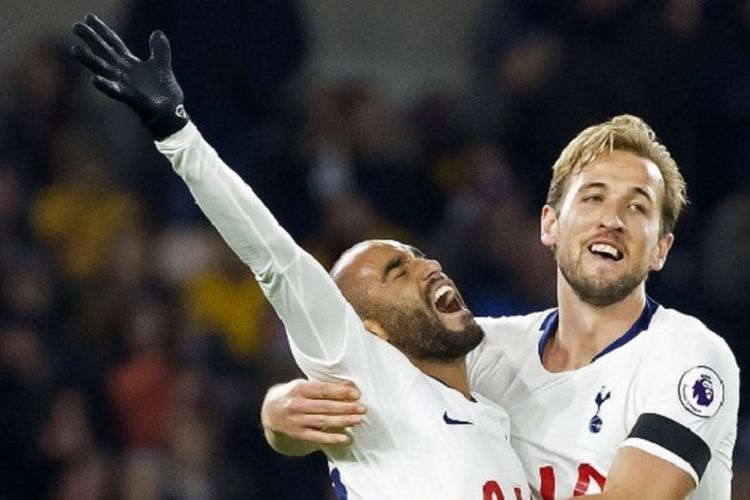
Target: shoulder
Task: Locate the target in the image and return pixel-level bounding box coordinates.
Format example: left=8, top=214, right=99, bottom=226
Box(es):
left=476, top=309, right=555, bottom=344
left=636, top=305, right=739, bottom=419
left=467, top=311, right=552, bottom=404
left=622, top=306, right=739, bottom=488
left=468, top=309, right=553, bottom=368
left=644, top=306, right=738, bottom=370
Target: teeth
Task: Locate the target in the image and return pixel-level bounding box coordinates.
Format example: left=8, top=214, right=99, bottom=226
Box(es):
left=590, top=243, right=620, bottom=259
left=433, top=285, right=454, bottom=304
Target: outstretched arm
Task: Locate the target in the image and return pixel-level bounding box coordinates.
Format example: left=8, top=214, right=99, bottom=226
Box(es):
left=72, top=14, right=360, bottom=365
left=71, top=15, right=420, bottom=397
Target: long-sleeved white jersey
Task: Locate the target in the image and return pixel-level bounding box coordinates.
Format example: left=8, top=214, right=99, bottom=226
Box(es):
left=156, top=123, right=530, bottom=500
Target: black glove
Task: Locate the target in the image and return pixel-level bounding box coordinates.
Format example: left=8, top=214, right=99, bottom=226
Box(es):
left=71, top=13, right=188, bottom=140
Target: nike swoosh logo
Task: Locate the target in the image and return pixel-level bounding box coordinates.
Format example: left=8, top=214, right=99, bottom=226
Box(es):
left=443, top=411, right=473, bottom=425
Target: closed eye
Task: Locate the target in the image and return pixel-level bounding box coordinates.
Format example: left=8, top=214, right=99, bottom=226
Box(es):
left=382, top=256, right=406, bottom=282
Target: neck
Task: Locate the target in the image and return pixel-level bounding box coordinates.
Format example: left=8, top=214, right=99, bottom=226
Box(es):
left=544, top=273, right=647, bottom=372
left=411, top=357, right=472, bottom=399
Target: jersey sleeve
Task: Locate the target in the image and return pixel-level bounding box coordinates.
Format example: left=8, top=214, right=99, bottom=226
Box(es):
left=622, top=319, right=739, bottom=488
left=154, top=123, right=418, bottom=406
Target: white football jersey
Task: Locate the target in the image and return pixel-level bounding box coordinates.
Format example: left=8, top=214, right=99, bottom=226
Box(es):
left=156, top=123, right=530, bottom=500
left=470, top=300, right=739, bottom=499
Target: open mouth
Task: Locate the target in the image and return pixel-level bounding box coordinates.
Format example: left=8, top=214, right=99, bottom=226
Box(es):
left=432, top=284, right=463, bottom=314
left=588, top=243, right=623, bottom=262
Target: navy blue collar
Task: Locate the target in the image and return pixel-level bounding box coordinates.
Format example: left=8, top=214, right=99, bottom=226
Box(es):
left=537, top=297, right=660, bottom=363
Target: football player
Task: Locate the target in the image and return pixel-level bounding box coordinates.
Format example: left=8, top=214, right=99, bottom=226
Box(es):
left=71, top=14, right=530, bottom=499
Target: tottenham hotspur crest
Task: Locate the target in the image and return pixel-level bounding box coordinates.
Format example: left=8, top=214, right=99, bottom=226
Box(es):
left=679, top=366, right=724, bottom=418
left=588, top=386, right=611, bottom=433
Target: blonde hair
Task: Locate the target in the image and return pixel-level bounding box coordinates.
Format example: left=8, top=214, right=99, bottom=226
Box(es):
left=546, top=114, right=687, bottom=235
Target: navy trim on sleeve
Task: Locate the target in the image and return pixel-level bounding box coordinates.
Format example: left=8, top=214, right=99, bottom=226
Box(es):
left=331, top=467, right=348, bottom=499
left=628, top=412, right=711, bottom=480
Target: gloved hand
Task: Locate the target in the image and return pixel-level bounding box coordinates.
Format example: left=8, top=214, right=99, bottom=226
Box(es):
left=71, top=13, right=188, bottom=140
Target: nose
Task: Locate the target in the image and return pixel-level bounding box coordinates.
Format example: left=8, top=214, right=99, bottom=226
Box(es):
left=599, top=211, right=625, bottom=231
left=417, top=258, right=442, bottom=281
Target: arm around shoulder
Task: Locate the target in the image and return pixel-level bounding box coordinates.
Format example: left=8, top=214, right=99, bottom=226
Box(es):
left=260, top=379, right=366, bottom=456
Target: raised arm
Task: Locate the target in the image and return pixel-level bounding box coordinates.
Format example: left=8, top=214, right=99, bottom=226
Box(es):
left=71, top=14, right=365, bottom=371
left=70, top=16, right=433, bottom=432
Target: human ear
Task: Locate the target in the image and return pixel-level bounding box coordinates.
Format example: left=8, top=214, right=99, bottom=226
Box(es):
left=362, top=319, right=390, bottom=342
left=540, top=205, right=559, bottom=249
left=649, top=232, right=674, bottom=271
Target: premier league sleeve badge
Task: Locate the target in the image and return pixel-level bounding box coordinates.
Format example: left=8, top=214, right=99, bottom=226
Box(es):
left=678, top=366, right=725, bottom=418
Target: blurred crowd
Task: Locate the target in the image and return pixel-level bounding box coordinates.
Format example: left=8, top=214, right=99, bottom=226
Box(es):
left=0, top=0, right=749, bottom=498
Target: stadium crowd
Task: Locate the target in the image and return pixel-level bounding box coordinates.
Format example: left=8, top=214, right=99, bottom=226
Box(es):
left=0, top=1, right=748, bottom=498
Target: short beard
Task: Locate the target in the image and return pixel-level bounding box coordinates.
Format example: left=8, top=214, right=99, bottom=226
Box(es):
left=558, top=255, right=647, bottom=307
left=376, top=304, right=484, bottom=362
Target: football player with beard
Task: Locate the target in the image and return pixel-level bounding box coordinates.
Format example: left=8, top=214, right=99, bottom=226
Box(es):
left=262, top=115, right=740, bottom=499
left=71, top=14, right=530, bottom=499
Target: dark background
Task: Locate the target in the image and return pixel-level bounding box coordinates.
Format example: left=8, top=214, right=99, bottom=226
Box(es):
left=0, top=0, right=748, bottom=498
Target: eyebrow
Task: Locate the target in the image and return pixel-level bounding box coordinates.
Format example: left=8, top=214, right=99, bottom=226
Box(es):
left=382, top=255, right=405, bottom=281
left=631, top=186, right=653, bottom=202
left=579, top=182, right=653, bottom=202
